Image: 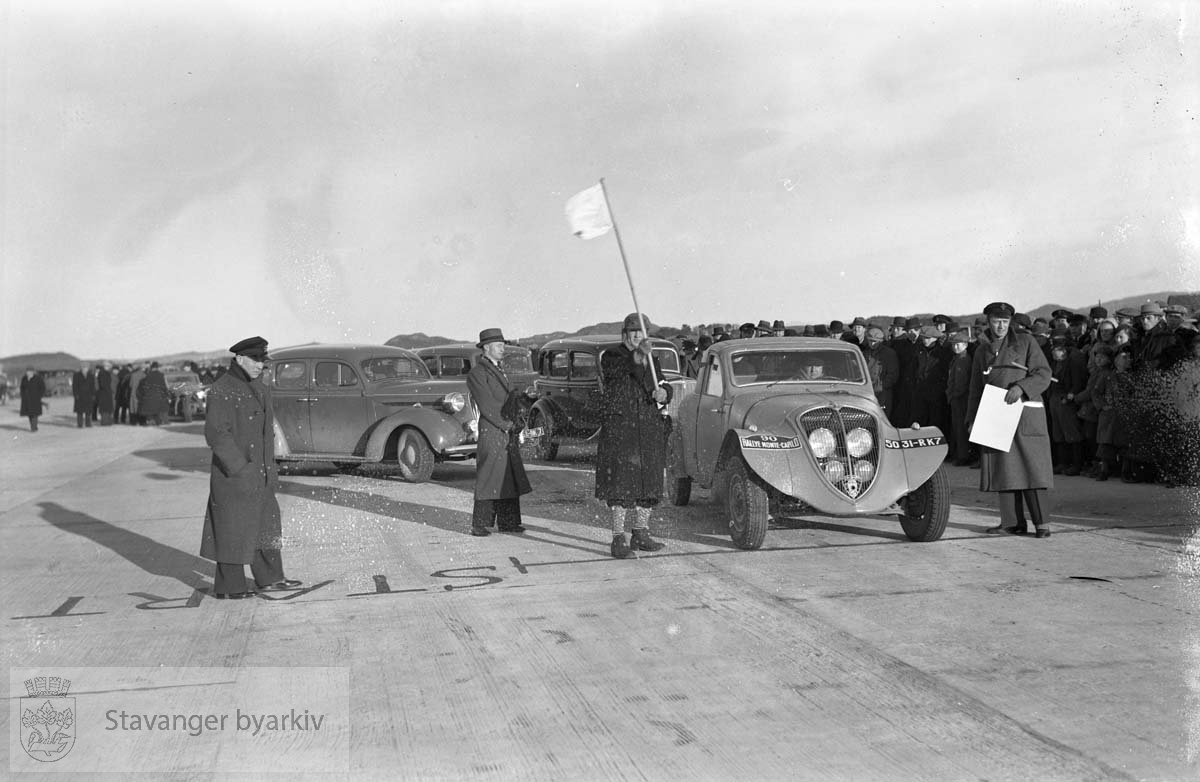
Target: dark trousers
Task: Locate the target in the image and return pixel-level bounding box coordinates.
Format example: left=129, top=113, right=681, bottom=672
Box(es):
left=116, top=404, right=129, bottom=423
left=997, top=489, right=1047, bottom=529
left=948, top=396, right=970, bottom=463
left=472, top=498, right=522, bottom=530
left=213, top=549, right=285, bottom=593
left=27, top=416, right=39, bottom=431
left=76, top=411, right=93, bottom=428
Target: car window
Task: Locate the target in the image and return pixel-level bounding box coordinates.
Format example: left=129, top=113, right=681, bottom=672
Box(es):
left=440, top=357, right=471, bottom=376
left=501, top=347, right=533, bottom=373
left=273, top=361, right=308, bottom=390
left=571, top=351, right=598, bottom=380
left=652, top=347, right=680, bottom=374
left=315, top=361, right=360, bottom=388
left=703, top=356, right=724, bottom=396
left=361, top=356, right=429, bottom=381
left=729, top=349, right=866, bottom=386
left=546, top=351, right=568, bottom=378
left=421, top=357, right=438, bottom=376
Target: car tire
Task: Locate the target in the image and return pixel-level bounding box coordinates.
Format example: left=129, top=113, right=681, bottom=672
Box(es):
left=727, top=457, right=768, bottom=550
left=665, top=426, right=691, bottom=506
left=526, top=410, right=558, bottom=462
left=899, top=465, right=951, bottom=542
left=395, top=428, right=435, bottom=483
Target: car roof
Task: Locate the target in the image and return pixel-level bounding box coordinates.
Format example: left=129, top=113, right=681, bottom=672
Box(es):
left=538, top=334, right=678, bottom=350
left=269, top=343, right=422, bottom=361
left=414, top=342, right=530, bottom=355
left=706, top=337, right=862, bottom=355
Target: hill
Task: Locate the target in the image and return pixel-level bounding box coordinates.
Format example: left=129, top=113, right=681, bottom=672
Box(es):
left=383, top=332, right=468, bottom=350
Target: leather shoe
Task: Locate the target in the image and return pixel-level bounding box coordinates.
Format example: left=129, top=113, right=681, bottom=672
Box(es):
left=1034, top=528, right=1052, bottom=539
left=470, top=527, right=491, bottom=537
left=259, top=579, right=303, bottom=592
left=498, top=524, right=526, bottom=533
left=213, top=591, right=256, bottom=600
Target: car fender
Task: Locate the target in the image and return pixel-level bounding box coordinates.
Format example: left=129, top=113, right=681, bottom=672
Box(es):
left=529, top=397, right=563, bottom=430
left=885, top=426, right=947, bottom=492
left=273, top=418, right=292, bottom=458
left=363, top=407, right=467, bottom=459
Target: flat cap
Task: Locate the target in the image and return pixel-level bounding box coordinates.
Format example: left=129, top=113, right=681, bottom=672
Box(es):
left=983, top=302, right=1016, bottom=318
left=1139, top=302, right=1164, bottom=316
left=1164, top=304, right=1190, bottom=316
left=229, top=336, right=269, bottom=360
left=947, top=332, right=969, bottom=344
left=1013, top=313, right=1032, bottom=329
left=865, top=325, right=885, bottom=339
left=918, top=325, right=941, bottom=340
left=1115, top=307, right=1139, bottom=319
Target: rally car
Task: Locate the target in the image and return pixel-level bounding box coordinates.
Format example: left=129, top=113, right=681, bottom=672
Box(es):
left=667, top=337, right=950, bottom=549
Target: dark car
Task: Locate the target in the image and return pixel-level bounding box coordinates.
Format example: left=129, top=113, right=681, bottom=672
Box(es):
left=523, top=334, right=693, bottom=460
left=414, top=342, right=538, bottom=389
left=266, top=344, right=479, bottom=482
left=163, top=371, right=208, bottom=421
left=668, top=338, right=950, bottom=549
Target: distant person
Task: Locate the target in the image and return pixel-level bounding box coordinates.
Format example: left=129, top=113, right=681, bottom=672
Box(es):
left=595, top=313, right=671, bottom=558
left=20, top=367, right=46, bottom=431
left=200, top=336, right=302, bottom=599
left=966, top=302, right=1054, bottom=538
left=72, top=362, right=96, bottom=428
left=0, top=372, right=8, bottom=405
left=128, top=363, right=147, bottom=425
left=465, top=328, right=532, bottom=536
left=96, top=360, right=115, bottom=426
left=137, top=362, right=171, bottom=426
left=115, top=364, right=132, bottom=424
left=861, top=325, right=899, bottom=415
left=945, top=332, right=973, bottom=466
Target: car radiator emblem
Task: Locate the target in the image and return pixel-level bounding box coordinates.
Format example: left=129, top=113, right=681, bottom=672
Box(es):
left=842, top=476, right=862, bottom=498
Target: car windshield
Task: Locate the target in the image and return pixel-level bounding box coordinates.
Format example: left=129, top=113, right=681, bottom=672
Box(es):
left=164, top=373, right=199, bottom=385
left=727, top=349, right=866, bottom=386
left=652, top=346, right=681, bottom=374
left=500, top=346, right=533, bottom=373
left=360, top=356, right=431, bottom=381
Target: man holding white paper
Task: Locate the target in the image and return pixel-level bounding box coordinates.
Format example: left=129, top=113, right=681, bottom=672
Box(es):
left=966, top=302, right=1055, bottom=538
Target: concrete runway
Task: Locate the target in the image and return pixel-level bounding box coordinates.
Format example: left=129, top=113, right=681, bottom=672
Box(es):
left=2, top=398, right=1199, bottom=781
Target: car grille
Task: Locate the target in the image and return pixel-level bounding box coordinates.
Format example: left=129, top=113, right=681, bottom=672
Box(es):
left=796, top=406, right=880, bottom=500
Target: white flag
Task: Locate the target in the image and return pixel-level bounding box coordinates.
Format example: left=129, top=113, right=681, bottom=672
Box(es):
left=565, top=183, right=612, bottom=240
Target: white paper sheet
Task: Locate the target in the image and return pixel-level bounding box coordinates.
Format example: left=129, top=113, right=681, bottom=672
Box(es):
left=969, top=384, right=1024, bottom=452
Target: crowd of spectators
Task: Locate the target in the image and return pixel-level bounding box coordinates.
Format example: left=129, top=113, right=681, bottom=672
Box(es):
left=675, top=302, right=1200, bottom=488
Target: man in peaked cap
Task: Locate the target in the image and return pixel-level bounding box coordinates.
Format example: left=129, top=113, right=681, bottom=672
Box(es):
left=967, top=302, right=1055, bottom=538
left=738, top=322, right=757, bottom=339
left=932, top=314, right=954, bottom=334
left=466, top=328, right=532, bottom=536
left=201, top=336, right=303, bottom=599
left=1114, top=307, right=1138, bottom=327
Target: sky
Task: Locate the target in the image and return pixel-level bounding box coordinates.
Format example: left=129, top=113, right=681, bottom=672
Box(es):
left=3, top=0, right=1199, bottom=359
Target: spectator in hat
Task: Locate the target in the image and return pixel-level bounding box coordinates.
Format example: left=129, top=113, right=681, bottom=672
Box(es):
left=681, top=339, right=700, bottom=378
left=1114, top=307, right=1138, bottom=327
left=966, top=302, right=1054, bottom=538
left=1050, top=309, right=1072, bottom=331
left=1086, top=318, right=1118, bottom=373
left=845, top=317, right=869, bottom=347
left=802, top=325, right=815, bottom=337
left=756, top=319, right=774, bottom=337
left=697, top=334, right=714, bottom=357
left=911, top=325, right=950, bottom=435
left=813, top=324, right=830, bottom=338
left=1089, top=306, right=1108, bottom=322
left=828, top=320, right=846, bottom=339
left=201, top=336, right=303, bottom=599
left=466, top=327, right=533, bottom=536
left=595, top=313, right=672, bottom=558
left=860, top=325, right=899, bottom=415
left=888, top=316, right=907, bottom=343
left=96, top=360, right=115, bottom=426
left=888, top=318, right=922, bottom=427
left=137, top=362, right=171, bottom=426
left=1164, top=304, right=1190, bottom=336
left=19, top=366, right=46, bottom=432
left=932, top=314, right=953, bottom=334
left=1134, top=302, right=1181, bottom=370
left=1012, top=313, right=1032, bottom=334
left=771, top=319, right=787, bottom=338
left=945, top=331, right=973, bottom=465
left=738, top=322, right=757, bottom=339
left=711, top=325, right=728, bottom=342
left=1067, top=313, right=1092, bottom=352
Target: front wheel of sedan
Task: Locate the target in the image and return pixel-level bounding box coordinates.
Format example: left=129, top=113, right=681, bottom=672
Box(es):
left=727, top=458, right=768, bottom=550
left=524, top=410, right=558, bottom=462
left=395, top=428, right=435, bottom=483
left=899, top=466, right=951, bottom=542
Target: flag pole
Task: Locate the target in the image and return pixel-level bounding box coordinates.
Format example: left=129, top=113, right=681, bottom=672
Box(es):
left=598, top=177, right=659, bottom=387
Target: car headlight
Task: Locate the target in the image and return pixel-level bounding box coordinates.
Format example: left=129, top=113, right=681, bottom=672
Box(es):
left=196, top=389, right=207, bottom=400
left=823, top=460, right=846, bottom=482
left=809, top=428, right=836, bottom=458
left=853, top=460, right=875, bottom=481
left=846, top=427, right=873, bottom=457
left=441, top=392, right=465, bottom=413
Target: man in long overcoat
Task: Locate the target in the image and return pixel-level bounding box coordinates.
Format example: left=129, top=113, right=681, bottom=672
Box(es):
left=137, top=362, right=171, bottom=425
left=19, top=367, right=46, bottom=431
left=465, top=328, right=532, bottom=536
left=200, top=336, right=301, bottom=599
left=96, top=361, right=115, bottom=426
left=72, top=362, right=96, bottom=428
left=966, top=302, right=1055, bottom=538
left=595, top=313, right=672, bottom=558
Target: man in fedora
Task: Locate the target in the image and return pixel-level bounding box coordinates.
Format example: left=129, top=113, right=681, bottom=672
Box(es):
left=465, top=328, right=531, bottom=536
left=200, top=336, right=302, bottom=599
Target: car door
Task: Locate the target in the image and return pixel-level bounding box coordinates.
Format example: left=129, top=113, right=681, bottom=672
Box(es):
left=271, top=359, right=314, bottom=453
left=694, top=352, right=729, bottom=483
left=308, top=360, right=368, bottom=455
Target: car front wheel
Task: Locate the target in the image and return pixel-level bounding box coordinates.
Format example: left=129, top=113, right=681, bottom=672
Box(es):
left=523, top=409, right=558, bottom=462
left=395, top=428, right=435, bottom=483
left=899, top=466, right=951, bottom=541
left=727, top=457, right=768, bottom=550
